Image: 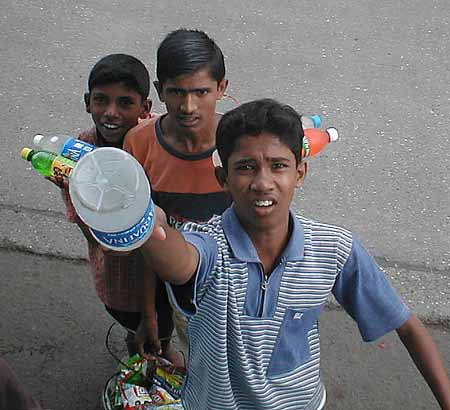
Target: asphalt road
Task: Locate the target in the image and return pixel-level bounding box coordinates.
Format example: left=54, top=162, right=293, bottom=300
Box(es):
left=1, top=248, right=448, bottom=410
left=1, top=0, right=449, bottom=271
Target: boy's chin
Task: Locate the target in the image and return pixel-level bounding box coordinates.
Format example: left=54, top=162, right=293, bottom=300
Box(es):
left=98, top=129, right=127, bottom=145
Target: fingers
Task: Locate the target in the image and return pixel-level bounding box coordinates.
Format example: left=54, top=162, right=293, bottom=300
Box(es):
left=135, top=317, right=162, bottom=357
left=135, top=335, right=161, bottom=356
left=100, top=246, right=132, bottom=256
left=45, top=175, right=67, bottom=189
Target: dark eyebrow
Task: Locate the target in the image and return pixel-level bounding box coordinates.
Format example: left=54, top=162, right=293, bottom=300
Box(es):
left=270, top=156, right=292, bottom=162
left=92, top=91, right=107, bottom=97
left=118, top=95, right=135, bottom=101
left=166, top=87, right=211, bottom=93
left=232, top=158, right=256, bottom=166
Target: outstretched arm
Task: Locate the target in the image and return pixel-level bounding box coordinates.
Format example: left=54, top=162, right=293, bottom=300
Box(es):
left=140, top=207, right=200, bottom=285
left=396, top=315, right=450, bottom=409
left=134, top=266, right=160, bottom=356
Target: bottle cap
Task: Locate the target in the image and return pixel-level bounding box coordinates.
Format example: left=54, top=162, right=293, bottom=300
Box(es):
left=21, top=147, right=33, bottom=160
left=211, top=149, right=222, bottom=167
left=326, top=127, right=339, bottom=142
left=69, top=147, right=154, bottom=251
left=33, top=134, right=45, bottom=145
left=311, top=115, right=322, bottom=128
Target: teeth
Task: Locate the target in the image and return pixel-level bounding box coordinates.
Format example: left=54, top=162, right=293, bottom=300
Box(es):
left=254, top=200, right=273, bottom=207
left=103, top=124, right=119, bottom=129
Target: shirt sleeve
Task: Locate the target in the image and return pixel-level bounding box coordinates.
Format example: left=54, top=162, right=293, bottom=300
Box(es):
left=122, top=121, right=150, bottom=164
left=332, top=236, right=411, bottom=342
left=122, top=131, right=133, bottom=155
left=166, top=231, right=218, bottom=318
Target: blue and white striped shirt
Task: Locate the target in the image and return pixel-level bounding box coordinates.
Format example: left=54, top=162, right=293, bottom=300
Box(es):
left=168, top=206, right=410, bottom=410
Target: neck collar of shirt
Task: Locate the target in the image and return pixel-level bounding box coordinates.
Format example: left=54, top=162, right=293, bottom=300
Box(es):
left=221, top=206, right=305, bottom=263
left=155, top=115, right=216, bottom=161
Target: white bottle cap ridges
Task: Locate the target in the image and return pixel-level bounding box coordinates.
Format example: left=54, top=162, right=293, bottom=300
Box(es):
left=326, top=127, right=339, bottom=142
left=212, top=149, right=222, bottom=167
left=69, top=147, right=151, bottom=232
left=33, top=134, right=45, bottom=144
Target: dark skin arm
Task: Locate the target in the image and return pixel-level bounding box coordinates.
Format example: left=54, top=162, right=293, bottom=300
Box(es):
left=140, top=207, right=199, bottom=286
left=396, top=315, right=450, bottom=409
left=134, top=265, right=160, bottom=356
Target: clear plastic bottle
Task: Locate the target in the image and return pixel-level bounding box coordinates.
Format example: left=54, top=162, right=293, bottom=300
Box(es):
left=301, top=115, right=322, bottom=129
left=33, top=134, right=95, bottom=162
left=21, top=147, right=76, bottom=178
left=303, top=127, right=339, bottom=158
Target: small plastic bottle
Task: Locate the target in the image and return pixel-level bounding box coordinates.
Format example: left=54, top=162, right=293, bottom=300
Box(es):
left=211, top=126, right=338, bottom=167
left=33, top=134, right=95, bottom=162
left=21, top=147, right=76, bottom=178
left=301, top=115, right=322, bottom=129
left=302, top=127, right=339, bottom=158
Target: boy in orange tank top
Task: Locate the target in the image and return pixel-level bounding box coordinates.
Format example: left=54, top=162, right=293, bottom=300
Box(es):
left=124, top=29, right=232, bottom=357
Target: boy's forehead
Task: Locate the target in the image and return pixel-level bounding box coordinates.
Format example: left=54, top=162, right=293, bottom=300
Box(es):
left=163, top=67, right=217, bottom=87
left=91, top=82, right=141, bottom=96
left=231, top=133, right=291, bottom=157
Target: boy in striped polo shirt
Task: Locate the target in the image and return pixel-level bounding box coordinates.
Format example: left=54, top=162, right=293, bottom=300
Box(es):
left=141, top=99, right=450, bottom=409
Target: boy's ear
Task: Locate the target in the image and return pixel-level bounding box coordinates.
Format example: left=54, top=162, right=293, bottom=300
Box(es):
left=295, top=161, right=307, bottom=188
left=140, top=99, right=152, bottom=119
left=214, top=166, right=228, bottom=189
left=84, top=92, right=91, bottom=113
left=217, top=78, right=228, bottom=100
left=153, top=81, right=163, bottom=101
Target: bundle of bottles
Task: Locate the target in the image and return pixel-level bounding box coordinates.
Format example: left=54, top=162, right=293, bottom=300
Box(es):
left=21, top=115, right=338, bottom=179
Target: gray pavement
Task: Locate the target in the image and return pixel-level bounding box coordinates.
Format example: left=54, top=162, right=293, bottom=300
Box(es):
left=1, top=0, right=450, bottom=409
left=1, top=248, right=448, bottom=410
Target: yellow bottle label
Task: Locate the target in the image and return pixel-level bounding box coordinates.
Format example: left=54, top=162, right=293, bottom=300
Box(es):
left=51, top=157, right=74, bottom=178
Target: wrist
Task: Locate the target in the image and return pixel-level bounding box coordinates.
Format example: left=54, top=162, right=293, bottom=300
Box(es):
left=142, top=310, right=157, bottom=319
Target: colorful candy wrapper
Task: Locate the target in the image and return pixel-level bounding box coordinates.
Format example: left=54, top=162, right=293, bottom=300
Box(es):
left=102, top=354, right=185, bottom=410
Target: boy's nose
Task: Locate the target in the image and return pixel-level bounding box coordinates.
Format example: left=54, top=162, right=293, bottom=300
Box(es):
left=105, top=102, right=120, bottom=118
left=180, top=94, right=197, bottom=114
left=250, top=168, right=274, bottom=192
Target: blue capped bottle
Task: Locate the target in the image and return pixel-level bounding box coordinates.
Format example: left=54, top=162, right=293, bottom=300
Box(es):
left=33, top=134, right=95, bottom=162
left=301, top=115, right=322, bottom=129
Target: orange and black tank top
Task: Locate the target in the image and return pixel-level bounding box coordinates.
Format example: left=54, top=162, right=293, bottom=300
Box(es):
left=123, top=115, right=231, bottom=227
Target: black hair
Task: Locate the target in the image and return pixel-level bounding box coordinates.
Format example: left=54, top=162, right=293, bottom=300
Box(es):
left=216, top=99, right=304, bottom=171
left=87, top=54, right=150, bottom=100
left=156, top=29, right=225, bottom=86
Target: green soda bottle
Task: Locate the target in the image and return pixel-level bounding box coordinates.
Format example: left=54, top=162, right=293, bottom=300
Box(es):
left=21, top=147, right=76, bottom=178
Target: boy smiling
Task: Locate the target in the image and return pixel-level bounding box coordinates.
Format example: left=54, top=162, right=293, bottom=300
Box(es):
left=59, top=54, right=181, bottom=365
left=138, top=99, right=450, bottom=410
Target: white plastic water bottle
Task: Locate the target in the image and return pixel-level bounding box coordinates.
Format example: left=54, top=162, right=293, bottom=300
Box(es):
left=301, top=115, right=322, bottom=129
left=33, top=134, right=95, bottom=162
left=69, top=147, right=155, bottom=252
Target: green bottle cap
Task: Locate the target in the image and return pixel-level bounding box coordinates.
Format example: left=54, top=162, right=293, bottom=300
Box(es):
left=21, top=147, right=33, bottom=161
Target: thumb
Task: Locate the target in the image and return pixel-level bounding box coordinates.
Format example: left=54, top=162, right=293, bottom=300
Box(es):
left=152, top=225, right=167, bottom=241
